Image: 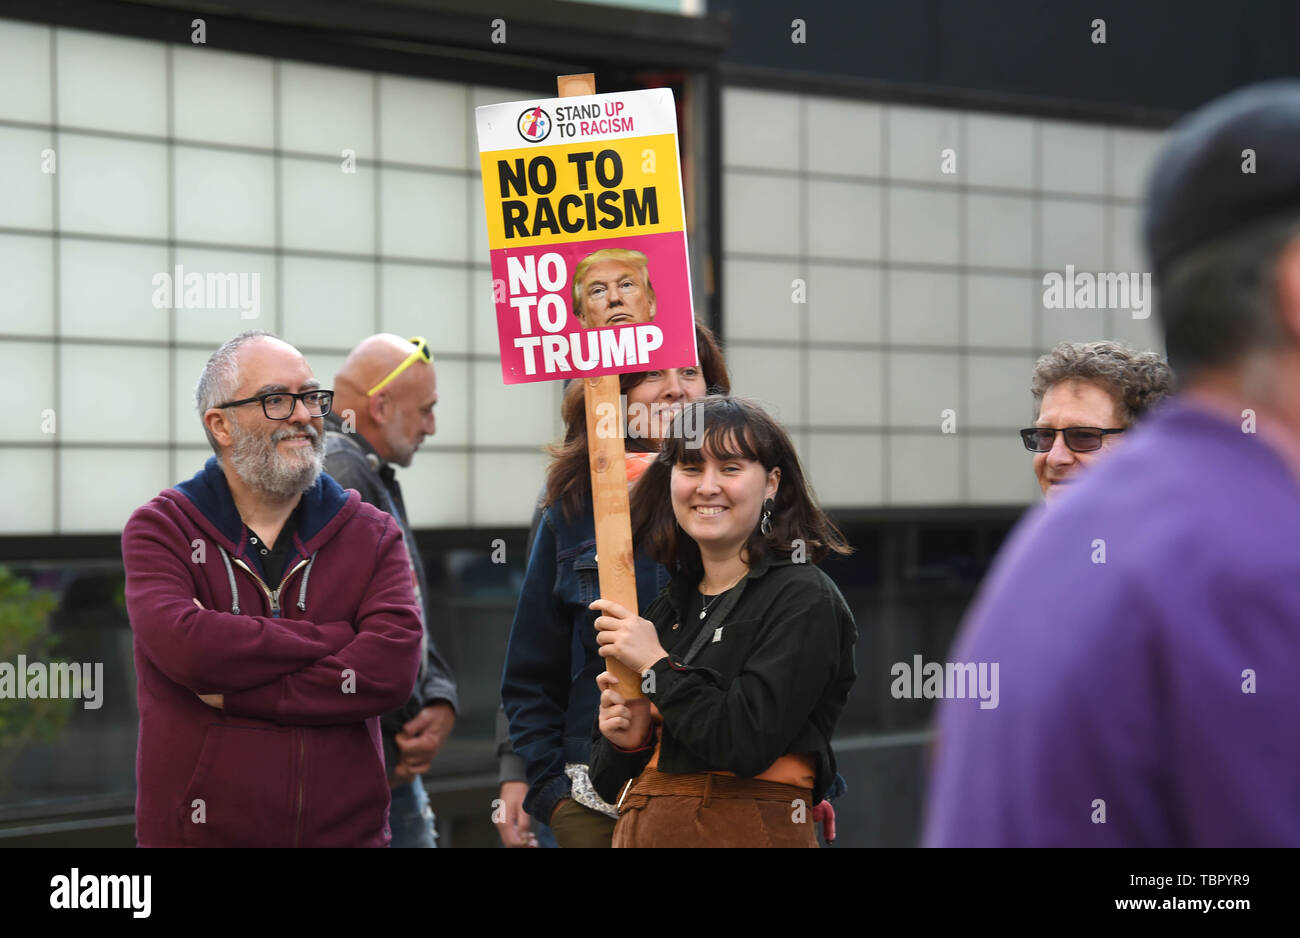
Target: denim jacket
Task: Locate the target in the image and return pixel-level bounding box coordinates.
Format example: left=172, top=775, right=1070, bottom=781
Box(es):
left=500, top=502, right=670, bottom=824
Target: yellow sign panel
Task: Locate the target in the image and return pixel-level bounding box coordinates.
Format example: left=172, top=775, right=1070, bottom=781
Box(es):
left=480, top=134, right=682, bottom=250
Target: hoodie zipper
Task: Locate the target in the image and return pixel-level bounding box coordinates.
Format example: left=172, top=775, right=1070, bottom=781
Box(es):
left=230, top=556, right=309, bottom=618
left=228, top=554, right=311, bottom=843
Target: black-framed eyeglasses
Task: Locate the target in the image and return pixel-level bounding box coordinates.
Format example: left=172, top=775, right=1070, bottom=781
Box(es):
left=1019, top=426, right=1125, bottom=453
left=216, top=389, right=334, bottom=420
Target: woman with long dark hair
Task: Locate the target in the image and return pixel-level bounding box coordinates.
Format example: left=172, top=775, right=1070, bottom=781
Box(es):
left=588, top=395, right=857, bottom=847
left=500, top=323, right=730, bottom=848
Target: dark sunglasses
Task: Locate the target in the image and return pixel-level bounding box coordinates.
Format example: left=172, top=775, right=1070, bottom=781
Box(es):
left=1020, top=426, right=1125, bottom=453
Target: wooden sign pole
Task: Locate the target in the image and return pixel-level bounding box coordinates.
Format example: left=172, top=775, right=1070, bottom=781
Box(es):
left=560, top=72, right=642, bottom=700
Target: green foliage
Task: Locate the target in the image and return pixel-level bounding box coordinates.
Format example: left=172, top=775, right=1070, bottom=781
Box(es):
left=0, top=566, right=73, bottom=785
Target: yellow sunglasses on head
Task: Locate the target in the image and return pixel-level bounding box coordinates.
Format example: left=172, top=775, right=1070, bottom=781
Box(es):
left=367, top=336, right=432, bottom=396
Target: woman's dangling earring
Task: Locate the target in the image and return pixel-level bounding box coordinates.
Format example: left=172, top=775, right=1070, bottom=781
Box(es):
left=760, top=498, right=774, bottom=536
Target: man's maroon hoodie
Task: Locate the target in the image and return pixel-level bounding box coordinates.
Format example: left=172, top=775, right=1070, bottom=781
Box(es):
left=122, top=457, right=422, bottom=847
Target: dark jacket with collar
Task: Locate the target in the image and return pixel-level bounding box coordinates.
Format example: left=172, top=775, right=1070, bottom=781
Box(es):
left=122, top=457, right=423, bottom=846
left=322, top=411, right=459, bottom=772
left=588, top=552, right=858, bottom=807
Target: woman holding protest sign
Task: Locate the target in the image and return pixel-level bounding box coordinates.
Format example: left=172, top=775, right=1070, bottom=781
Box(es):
left=499, top=322, right=730, bottom=848
left=588, top=396, right=857, bottom=848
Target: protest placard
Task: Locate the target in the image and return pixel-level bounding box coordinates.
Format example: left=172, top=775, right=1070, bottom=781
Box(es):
left=476, top=87, right=697, bottom=384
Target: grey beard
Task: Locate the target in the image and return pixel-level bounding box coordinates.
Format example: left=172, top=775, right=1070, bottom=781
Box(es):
left=228, top=422, right=324, bottom=500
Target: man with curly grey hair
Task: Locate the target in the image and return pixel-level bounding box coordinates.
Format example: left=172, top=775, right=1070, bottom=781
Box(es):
left=1021, top=340, right=1174, bottom=499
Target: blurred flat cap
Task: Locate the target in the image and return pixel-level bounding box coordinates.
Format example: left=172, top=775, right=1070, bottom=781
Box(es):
left=1144, top=80, right=1300, bottom=279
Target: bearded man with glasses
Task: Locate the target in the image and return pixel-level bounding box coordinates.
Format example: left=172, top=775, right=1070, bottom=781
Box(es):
left=121, top=330, right=423, bottom=847
left=1020, top=340, right=1174, bottom=500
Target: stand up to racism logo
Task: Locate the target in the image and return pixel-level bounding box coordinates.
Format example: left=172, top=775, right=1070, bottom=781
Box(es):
left=517, top=106, right=552, bottom=142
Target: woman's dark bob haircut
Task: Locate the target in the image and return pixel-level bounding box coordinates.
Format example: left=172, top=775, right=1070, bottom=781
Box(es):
left=631, top=395, right=852, bottom=579
left=544, top=321, right=730, bottom=522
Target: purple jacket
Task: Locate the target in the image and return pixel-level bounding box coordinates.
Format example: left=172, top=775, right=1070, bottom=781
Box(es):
left=923, top=399, right=1300, bottom=846
left=123, top=457, right=423, bottom=847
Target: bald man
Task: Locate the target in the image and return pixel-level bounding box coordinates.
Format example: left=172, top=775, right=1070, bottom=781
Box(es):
left=323, top=334, right=459, bottom=848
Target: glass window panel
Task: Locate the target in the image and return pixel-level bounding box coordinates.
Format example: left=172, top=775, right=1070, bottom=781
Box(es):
left=1110, top=128, right=1165, bottom=200
left=172, top=47, right=274, bottom=148
left=966, top=274, right=1036, bottom=349
left=723, top=259, right=802, bottom=342
left=0, top=126, right=56, bottom=229
left=417, top=356, right=467, bottom=448
left=807, top=98, right=882, bottom=177
left=470, top=175, right=488, bottom=265
left=888, top=188, right=960, bottom=265
left=0, top=233, right=55, bottom=335
left=888, top=351, right=960, bottom=428
left=808, top=432, right=884, bottom=506
left=174, top=147, right=275, bottom=247
left=808, top=349, right=882, bottom=426
left=966, top=434, right=1038, bottom=504
left=722, top=87, right=800, bottom=171
left=0, top=339, right=55, bottom=441
left=379, top=168, right=468, bottom=262
left=887, top=105, right=960, bottom=185
left=471, top=450, right=552, bottom=525
left=280, top=62, right=374, bottom=158
left=1041, top=199, right=1106, bottom=272
left=380, top=263, right=469, bottom=354
left=281, top=156, right=375, bottom=254
left=806, top=262, right=882, bottom=344
left=60, top=238, right=169, bottom=340
left=1109, top=204, right=1144, bottom=273
left=57, top=133, right=167, bottom=238
left=280, top=256, right=374, bottom=350
left=964, top=113, right=1035, bottom=190
left=1040, top=298, right=1107, bottom=348
left=171, top=346, right=212, bottom=448
left=966, top=193, right=1033, bottom=270
left=0, top=19, right=51, bottom=123
left=0, top=447, right=55, bottom=533
left=60, top=448, right=170, bottom=533
left=379, top=75, right=467, bottom=169
left=170, top=247, right=277, bottom=344
left=808, top=179, right=880, bottom=261
left=1107, top=309, right=1164, bottom=356
left=726, top=171, right=801, bottom=256
left=473, top=361, right=560, bottom=447
left=966, top=353, right=1037, bottom=429
left=888, top=434, right=962, bottom=505
left=724, top=345, right=803, bottom=426
left=59, top=344, right=169, bottom=443
left=56, top=29, right=166, bottom=136
left=1040, top=119, right=1105, bottom=196
left=888, top=269, right=959, bottom=346
left=399, top=450, right=469, bottom=527
left=471, top=266, right=500, bottom=356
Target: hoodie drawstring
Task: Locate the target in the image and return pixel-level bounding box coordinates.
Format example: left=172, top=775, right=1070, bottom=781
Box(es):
left=217, top=545, right=240, bottom=615
left=297, top=552, right=317, bottom=612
